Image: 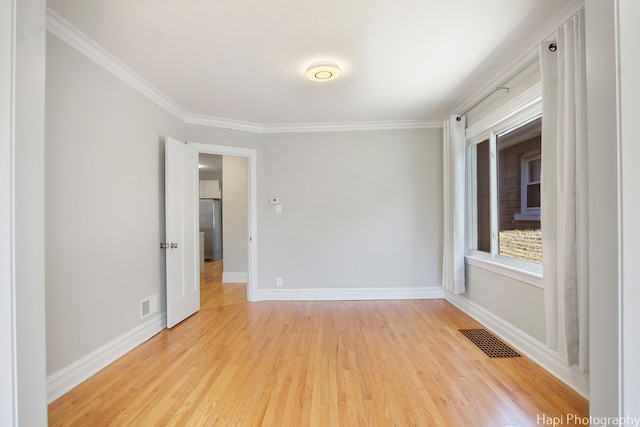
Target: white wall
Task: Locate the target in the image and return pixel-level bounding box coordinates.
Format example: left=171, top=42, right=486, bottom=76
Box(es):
left=585, top=0, right=621, bottom=416
left=45, top=35, right=186, bottom=375
left=187, top=124, right=263, bottom=151
left=222, top=156, right=249, bottom=277
left=0, top=1, right=14, bottom=420
left=1, top=0, right=48, bottom=424
left=618, top=0, right=640, bottom=413
left=465, top=266, right=545, bottom=342
left=586, top=0, right=640, bottom=418
left=187, top=125, right=442, bottom=293
left=259, top=129, right=442, bottom=291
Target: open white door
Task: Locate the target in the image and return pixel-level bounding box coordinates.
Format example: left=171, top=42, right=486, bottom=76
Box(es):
left=164, top=137, right=200, bottom=328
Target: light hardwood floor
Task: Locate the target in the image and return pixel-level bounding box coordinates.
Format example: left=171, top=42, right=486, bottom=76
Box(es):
left=49, top=261, right=588, bottom=426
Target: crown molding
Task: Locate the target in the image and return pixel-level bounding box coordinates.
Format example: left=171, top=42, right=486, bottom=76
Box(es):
left=446, top=0, right=585, bottom=118
left=184, top=113, right=265, bottom=133
left=261, top=120, right=441, bottom=133
left=46, top=7, right=442, bottom=134
left=46, top=7, right=189, bottom=121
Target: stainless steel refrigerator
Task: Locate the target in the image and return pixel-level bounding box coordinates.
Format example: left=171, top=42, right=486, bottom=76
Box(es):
left=199, top=199, right=222, bottom=261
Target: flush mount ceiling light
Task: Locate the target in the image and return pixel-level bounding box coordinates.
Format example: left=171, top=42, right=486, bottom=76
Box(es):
left=305, top=62, right=341, bottom=82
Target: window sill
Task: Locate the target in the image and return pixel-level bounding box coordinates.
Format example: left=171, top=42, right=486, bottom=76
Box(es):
left=514, top=213, right=541, bottom=221
left=465, top=252, right=543, bottom=289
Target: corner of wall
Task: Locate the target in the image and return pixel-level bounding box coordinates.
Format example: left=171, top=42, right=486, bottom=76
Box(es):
left=444, top=291, right=589, bottom=399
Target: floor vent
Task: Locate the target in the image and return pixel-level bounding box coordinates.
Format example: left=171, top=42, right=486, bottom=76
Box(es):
left=459, top=329, right=521, bottom=358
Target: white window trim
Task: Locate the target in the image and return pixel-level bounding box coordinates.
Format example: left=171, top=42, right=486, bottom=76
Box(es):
left=466, top=83, right=542, bottom=143
left=466, top=252, right=543, bottom=288
left=489, top=132, right=498, bottom=258
left=465, top=83, right=543, bottom=279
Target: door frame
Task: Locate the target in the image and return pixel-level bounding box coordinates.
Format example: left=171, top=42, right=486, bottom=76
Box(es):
left=188, top=142, right=258, bottom=302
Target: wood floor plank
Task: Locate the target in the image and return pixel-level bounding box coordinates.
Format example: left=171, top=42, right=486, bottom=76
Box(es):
left=48, top=260, right=588, bottom=426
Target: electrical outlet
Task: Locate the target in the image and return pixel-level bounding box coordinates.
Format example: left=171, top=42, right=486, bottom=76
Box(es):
left=276, top=277, right=283, bottom=287
left=140, top=293, right=158, bottom=319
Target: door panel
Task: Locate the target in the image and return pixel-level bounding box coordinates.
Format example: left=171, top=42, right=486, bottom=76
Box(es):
left=165, top=137, right=200, bottom=328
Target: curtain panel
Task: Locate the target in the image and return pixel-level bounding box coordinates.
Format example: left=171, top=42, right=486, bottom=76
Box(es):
left=442, top=115, right=467, bottom=294
left=540, top=9, right=589, bottom=372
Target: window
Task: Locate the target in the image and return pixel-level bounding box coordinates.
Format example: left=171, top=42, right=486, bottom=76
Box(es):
left=466, top=90, right=543, bottom=275
left=496, top=117, right=542, bottom=264
left=517, top=152, right=541, bottom=220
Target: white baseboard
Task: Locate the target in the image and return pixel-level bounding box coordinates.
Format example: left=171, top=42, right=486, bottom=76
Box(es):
left=254, top=286, right=445, bottom=301
left=222, top=271, right=247, bottom=283
left=445, top=291, right=589, bottom=399
left=47, top=313, right=166, bottom=403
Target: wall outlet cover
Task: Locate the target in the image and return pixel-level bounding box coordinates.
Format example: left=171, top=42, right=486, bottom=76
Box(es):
left=140, top=294, right=158, bottom=320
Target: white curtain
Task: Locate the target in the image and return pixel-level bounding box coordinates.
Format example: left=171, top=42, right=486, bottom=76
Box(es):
left=540, top=9, right=588, bottom=372
left=442, top=115, right=467, bottom=294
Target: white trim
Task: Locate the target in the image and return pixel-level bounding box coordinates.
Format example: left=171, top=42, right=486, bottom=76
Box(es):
left=514, top=213, right=541, bottom=221
left=466, top=91, right=544, bottom=272
left=253, top=287, right=444, bottom=302
left=614, top=0, right=625, bottom=414
left=46, top=8, right=188, bottom=121
left=46, top=314, right=166, bottom=404
left=449, top=0, right=585, bottom=118
left=188, top=142, right=258, bottom=302
left=1, top=0, right=17, bottom=422
left=46, top=8, right=439, bottom=134
left=187, top=115, right=441, bottom=134
left=466, top=84, right=542, bottom=142
left=466, top=253, right=543, bottom=288
left=454, top=49, right=540, bottom=118
left=189, top=143, right=256, bottom=158
left=466, top=144, right=479, bottom=252
left=222, top=272, right=248, bottom=283
left=262, top=120, right=442, bottom=133
left=185, top=114, right=264, bottom=134
left=445, top=292, right=589, bottom=399
left=489, top=132, right=498, bottom=257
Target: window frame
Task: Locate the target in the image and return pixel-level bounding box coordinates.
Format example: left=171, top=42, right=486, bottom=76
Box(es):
left=464, top=83, right=543, bottom=286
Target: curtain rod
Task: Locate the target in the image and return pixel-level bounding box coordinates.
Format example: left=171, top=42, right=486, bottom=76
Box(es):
left=455, top=4, right=583, bottom=117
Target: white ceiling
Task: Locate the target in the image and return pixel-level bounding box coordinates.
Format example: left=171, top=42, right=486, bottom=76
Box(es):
left=47, top=0, right=577, bottom=127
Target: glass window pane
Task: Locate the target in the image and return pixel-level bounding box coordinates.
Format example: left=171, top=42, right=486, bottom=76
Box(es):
left=496, top=117, right=542, bottom=264
left=527, top=183, right=541, bottom=208
left=476, top=140, right=490, bottom=253
left=529, top=158, right=541, bottom=182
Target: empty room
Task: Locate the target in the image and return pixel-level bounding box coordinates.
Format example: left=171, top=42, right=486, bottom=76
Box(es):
left=3, top=0, right=640, bottom=426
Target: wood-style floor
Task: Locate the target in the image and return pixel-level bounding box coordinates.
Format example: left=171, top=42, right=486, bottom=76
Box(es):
left=48, top=261, right=588, bottom=426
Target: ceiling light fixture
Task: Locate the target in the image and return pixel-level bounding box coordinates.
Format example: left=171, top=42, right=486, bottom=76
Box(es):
left=305, top=62, right=341, bottom=82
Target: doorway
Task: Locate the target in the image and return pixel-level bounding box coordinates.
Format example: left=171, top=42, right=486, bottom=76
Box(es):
left=198, top=154, right=223, bottom=264
left=189, top=143, right=258, bottom=302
